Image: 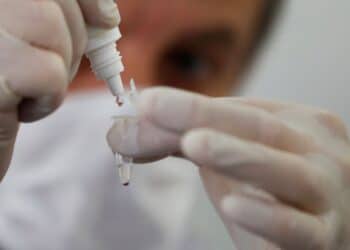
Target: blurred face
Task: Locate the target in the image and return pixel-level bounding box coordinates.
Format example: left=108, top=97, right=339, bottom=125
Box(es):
left=77, top=0, right=267, bottom=96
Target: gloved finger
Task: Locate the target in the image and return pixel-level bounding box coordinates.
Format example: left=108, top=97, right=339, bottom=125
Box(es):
left=216, top=97, right=307, bottom=113
left=216, top=97, right=350, bottom=145
left=0, top=76, right=21, bottom=112
left=0, top=76, right=20, bottom=180
left=0, top=0, right=73, bottom=69
left=220, top=97, right=349, bottom=140
left=221, top=194, right=327, bottom=250
left=107, top=117, right=180, bottom=163
left=138, top=87, right=316, bottom=154
left=225, top=98, right=350, bottom=167
left=53, top=0, right=87, bottom=77
left=0, top=112, right=18, bottom=180
left=78, top=0, right=120, bottom=28
left=223, top=97, right=338, bottom=116
left=0, top=30, right=68, bottom=122
left=18, top=95, right=64, bottom=122
left=181, top=129, right=331, bottom=212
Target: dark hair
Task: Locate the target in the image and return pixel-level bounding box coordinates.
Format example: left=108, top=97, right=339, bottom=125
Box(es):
left=245, top=0, right=284, bottom=65
left=257, top=0, right=284, bottom=45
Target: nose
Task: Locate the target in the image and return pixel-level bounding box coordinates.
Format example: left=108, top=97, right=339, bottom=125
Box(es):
left=117, top=0, right=187, bottom=88
left=117, top=0, right=147, bottom=36
left=119, top=37, right=157, bottom=88
left=116, top=0, right=160, bottom=87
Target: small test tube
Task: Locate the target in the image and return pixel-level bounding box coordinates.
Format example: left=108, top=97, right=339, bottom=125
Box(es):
left=112, top=79, right=138, bottom=186
left=115, top=154, right=132, bottom=186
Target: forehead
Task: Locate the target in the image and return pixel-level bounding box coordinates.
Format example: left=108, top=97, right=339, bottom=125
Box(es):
left=119, top=0, right=265, bottom=29
left=183, top=0, right=266, bottom=35
left=118, top=0, right=266, bottom=55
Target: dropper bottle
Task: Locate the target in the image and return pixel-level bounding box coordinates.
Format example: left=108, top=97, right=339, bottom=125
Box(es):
left=85, top=9, right=134, bottom=186
left=85, top=25, right=125, bottom=101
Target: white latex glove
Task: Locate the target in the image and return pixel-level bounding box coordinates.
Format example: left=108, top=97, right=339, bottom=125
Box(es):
left=108, top=87, right=350, bottom=250
left=0, top=0, right=120, bottom=179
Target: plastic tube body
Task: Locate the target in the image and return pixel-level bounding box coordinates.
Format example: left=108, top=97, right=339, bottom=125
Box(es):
left=112, top=80, right=138, bottom=186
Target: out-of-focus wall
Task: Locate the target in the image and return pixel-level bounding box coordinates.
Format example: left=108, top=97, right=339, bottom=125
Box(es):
left=243, top=0, right=350, bottom=127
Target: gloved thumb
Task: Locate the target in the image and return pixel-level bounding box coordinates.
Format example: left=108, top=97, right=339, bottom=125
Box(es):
left=78, top=0, right=121, bottom=28
left=0, top=75, right=59, bottom=123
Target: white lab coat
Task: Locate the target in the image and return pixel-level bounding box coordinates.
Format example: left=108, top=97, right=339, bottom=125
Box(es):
left=0, top=91, right=227, bottom=250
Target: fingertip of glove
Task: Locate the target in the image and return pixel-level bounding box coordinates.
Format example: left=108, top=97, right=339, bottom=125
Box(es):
left=0, top=76, right=21, bottom=111
left=81, top=0, right=120, bottom=28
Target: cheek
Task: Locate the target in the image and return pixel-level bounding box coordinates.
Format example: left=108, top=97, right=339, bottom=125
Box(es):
left=170, top=78, right=239, bottom=97
left=199, top=70, right=241, bottom=97
left=169, top=65, right=240, bottom=96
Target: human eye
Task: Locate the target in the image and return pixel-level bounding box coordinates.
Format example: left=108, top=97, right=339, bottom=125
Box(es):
left=156, top=28, right=235, bottom=92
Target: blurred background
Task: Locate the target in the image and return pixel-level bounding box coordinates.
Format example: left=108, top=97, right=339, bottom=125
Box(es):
left=244, top=0, right=350, bottom=126
left=195, top=1, right=350, bottom=249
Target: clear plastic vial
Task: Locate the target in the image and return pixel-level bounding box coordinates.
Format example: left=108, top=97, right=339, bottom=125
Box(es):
left=115, top=154, right=133, bottom=186
left=112, top=79, right=138, bottom=186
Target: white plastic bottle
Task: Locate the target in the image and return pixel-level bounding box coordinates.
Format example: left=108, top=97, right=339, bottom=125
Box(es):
left=85, top=25, right=125, bottom=101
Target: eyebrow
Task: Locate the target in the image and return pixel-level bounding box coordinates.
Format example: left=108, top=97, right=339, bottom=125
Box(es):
left=180, top=27, right=236, bottom=49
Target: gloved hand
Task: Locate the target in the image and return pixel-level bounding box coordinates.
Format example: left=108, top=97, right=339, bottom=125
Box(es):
left=0, top=0, right=120, bottom=180
left=108, top=87, right=350, bottom=250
